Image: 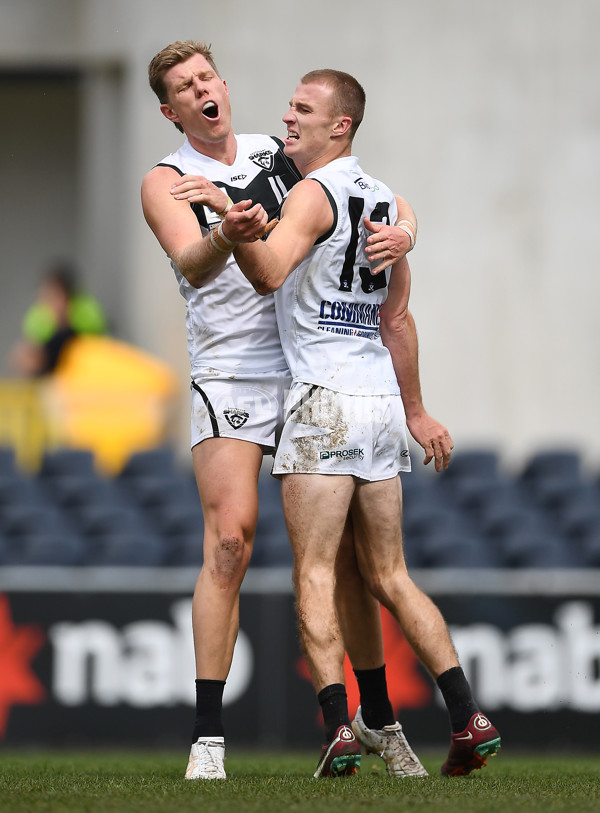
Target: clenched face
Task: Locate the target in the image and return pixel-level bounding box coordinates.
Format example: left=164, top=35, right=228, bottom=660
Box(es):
left=282, top=81, right=345, bottom=172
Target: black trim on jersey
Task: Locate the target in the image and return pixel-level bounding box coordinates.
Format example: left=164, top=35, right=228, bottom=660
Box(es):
left=155, top=162, right=184, bottom=176
left=271, top=137, right=303, bottom=185
left=191, top=380, right=220, bottom=437
left=286, top=384, right=319, bottom=421
left=182, top=139, right=303, bottom=231
left=312, top=181, right=338, bottom=245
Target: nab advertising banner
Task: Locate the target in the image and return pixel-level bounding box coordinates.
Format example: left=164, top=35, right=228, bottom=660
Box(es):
left=0, top=568, right=599, bottom=751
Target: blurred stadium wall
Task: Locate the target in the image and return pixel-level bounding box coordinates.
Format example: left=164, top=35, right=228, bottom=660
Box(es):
left=1, top=0, right=599, bottom=468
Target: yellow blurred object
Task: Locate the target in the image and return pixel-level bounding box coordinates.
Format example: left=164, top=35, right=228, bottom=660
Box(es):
left=0, top=379, right=47, bottom=471
left=42, top=335, right=179, bottom=473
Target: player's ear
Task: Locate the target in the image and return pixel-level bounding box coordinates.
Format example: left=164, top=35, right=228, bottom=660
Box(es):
left=332, top=116, right=352, bottom=138
left=160, top=103, right=181, bottom=125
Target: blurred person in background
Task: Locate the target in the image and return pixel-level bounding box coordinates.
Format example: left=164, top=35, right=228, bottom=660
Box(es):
left=9, top=262, right=107, bottom=377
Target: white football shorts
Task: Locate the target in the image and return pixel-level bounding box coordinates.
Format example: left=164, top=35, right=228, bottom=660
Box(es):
left=190, top=369, right=291, bottom=453
left=273, top=382, right=411, bottom=481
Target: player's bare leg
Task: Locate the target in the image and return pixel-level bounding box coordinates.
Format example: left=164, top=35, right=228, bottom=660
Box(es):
left=185, top=438, right=262, bottom=780
left=282, top=473, right=362, bottom=776
left=283, top=473, right=354, bottom=691
left=192, top=437, right=262, bottom=679
left=350, top=475, right=500, bottom=775
left=335, top=518, right=385, bottom=671
left=335, top=515, right=428, bottom=777
left=349, top=476, right=459, bottom=675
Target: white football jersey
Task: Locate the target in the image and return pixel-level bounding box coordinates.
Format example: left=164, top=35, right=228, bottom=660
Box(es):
left=158, top=134, right=301, bottom=376
left=274, top=156, right=400, bottom=395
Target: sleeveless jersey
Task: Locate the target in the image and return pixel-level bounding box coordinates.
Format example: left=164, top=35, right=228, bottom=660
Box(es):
left=158, top=134, right=301, bottom=376
left=274, top=156, right=400, bottom=396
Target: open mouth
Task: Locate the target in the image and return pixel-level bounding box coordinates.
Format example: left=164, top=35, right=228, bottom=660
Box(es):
left=202, top=101, right=219, bottom=119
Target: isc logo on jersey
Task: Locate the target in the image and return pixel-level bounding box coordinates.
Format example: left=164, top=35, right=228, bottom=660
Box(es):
left=320, top=449, right=364, bottom=461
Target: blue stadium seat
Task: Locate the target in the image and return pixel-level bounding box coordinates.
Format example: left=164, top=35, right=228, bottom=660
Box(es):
left=439, top=449, right=500, bottom=481
left=560, top=502, right=600, bottom=543
left=499, top=530, right=577, bottom=568
left=444, top=477, right=524, bottom=522
left=0, top=447, right=17, bottom=475
left=252, top=475, right=292, bottom=566
left=418, top=530, right=498, bottom=569
left=579, top=532, right=600, bottom=567
left=166, top=534, right=203, bottom=567
left=87, top=531, right=165, bottom=566
left=121, top=473, right=201, bottom=513
left=119, top=446, right=177, bottom=479
left=403, top=503, right=467, bottom=543
left=39, top=449, right=97, bottom=479
left=520, top=450, right=581, bottom=484
left=5, top=532, right=86, bottom=566
left=155, top=502, right=204, bottom=539
left=0, top=530, right=10, bottom=564
left=0, top=473, right=49, bottom=507
left=477, top=502, right=548, bottom=541
left=72, top=503, right=152, bottom=538
left=0, top=502, right=73, bottom=538
left=531, top=477, right=597, bottom=522
left=42, top=474, right=123, bottom=511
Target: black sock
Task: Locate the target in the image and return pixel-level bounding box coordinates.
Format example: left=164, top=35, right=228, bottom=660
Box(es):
left=353, top=665, right=395, bottom=729
left=317, top=683, right=350, bottom=742
left=192, top=679, right=226, bottom=742
left=436, top=666, right=479, bottom=733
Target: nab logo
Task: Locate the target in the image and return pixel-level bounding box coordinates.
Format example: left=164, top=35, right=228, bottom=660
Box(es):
left=249, top=150, right=274, bottom=171
left=224, top=408, right=250, bottom=429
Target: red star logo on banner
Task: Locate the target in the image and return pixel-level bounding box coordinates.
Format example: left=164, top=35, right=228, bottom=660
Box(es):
left=0, top=594, right=46, bottom=737
left=297, top=607, right=432, bottom=722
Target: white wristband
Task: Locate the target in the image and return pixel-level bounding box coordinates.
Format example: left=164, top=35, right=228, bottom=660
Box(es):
left=217, top=221, right=238, bottom=248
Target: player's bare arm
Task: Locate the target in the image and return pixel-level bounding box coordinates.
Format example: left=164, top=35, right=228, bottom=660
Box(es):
left=365, top=195, right=418, bottom=273
left=141, top=165, right=229, bottom=289
left=379, top=261, right=453, bottom=471
left=225, top=179, right=334, bottom=295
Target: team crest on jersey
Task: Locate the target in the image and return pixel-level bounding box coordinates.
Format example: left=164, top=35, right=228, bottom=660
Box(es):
left=249, top=149, right=274, bottom=171
left=223, top=408, right=250, bottom=429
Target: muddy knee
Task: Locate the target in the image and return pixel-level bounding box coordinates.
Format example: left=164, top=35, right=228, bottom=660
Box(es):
left=209, top=535, right=248, bottom=589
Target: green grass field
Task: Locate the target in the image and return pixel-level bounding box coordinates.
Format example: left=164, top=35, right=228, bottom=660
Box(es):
left=1, top=750, right=599, bottom=813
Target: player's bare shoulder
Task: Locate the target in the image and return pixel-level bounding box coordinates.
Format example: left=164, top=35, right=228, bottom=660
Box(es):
left=141, top=164, right=202, bottom=257
left=141, top=164, right=182, bottom=213
left=281, top=177, right=333, bottom=234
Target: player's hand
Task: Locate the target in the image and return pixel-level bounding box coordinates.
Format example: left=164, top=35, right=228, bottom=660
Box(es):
left=171, top=175, right=230, bottom=215
left=364, top=219, right=413, bottom=274
left=406, top=412, right=453, bottom=472
left=222, top=200, right=269, bottom=243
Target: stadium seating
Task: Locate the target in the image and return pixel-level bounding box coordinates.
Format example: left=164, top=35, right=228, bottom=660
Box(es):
left=0, top=445, right=599, bottom=568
